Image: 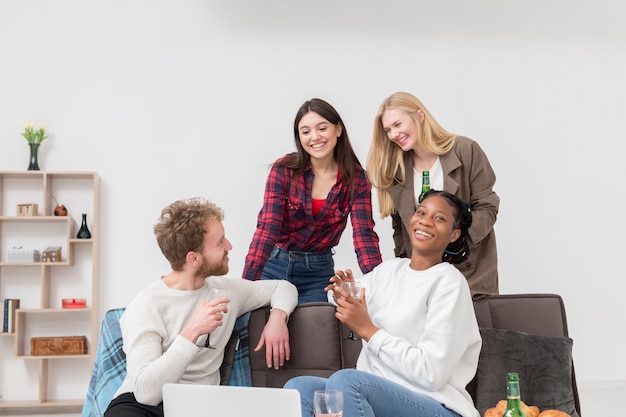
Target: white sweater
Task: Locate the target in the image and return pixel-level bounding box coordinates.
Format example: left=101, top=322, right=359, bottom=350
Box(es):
left=358, top=258, right=481, bottom=417
left=113, top=276, right=297, bottom=406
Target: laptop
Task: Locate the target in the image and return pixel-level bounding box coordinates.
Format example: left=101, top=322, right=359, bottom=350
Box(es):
left=162, top=383, right=302, bottom=417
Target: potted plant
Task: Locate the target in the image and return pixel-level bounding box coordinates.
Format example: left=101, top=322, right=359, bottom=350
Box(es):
left=21, top=122, right=49, bottom=170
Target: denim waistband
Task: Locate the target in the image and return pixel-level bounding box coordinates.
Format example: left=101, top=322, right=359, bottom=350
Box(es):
left=272, top=246, right=333, bottom=262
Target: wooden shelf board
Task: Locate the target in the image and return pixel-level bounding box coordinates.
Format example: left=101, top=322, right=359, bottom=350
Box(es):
left=0, top=262, right=71, bottom=267
left=0, top=399, right=83, bottom=410
left=17, top=354, right=91, bottom=360
left=17, top=308, right=92, bottom=313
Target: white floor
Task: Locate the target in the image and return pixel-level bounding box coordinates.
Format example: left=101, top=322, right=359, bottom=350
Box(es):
left=3, top=381, right=624, bottom=417
left=577, top=380, right=626, bottom=417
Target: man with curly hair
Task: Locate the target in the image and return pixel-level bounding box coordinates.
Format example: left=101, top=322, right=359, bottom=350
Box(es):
left=104, top=198, right=298, bottom=417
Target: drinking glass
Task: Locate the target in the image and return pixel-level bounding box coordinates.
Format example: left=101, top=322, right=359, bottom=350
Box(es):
left=203, top=288, right=227, bottom=349
left=340, top=281, right=361, bottom=340
left=313, top=390, right=343, bottom=417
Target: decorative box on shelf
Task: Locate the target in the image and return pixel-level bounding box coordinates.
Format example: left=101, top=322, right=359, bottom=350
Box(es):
left=42, top=246, right=62, bottom=262
left=62, top=298, right=87, bottom=308
left=16, top=203, right=38, bottom=216
left=8, top=246, right=41, bottom=262
left=30, top=336, right=88, bottom=356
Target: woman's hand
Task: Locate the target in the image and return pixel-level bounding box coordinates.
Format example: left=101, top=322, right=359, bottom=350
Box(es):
left=335, top=290, right=378, bottom=342
left=324, top=268, right=354, bottom=293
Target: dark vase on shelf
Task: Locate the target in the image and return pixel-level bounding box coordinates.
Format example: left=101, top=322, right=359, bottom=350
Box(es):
left=77, top=213, right=92, bottom=239
left=27, top=143, right=40, bottom=171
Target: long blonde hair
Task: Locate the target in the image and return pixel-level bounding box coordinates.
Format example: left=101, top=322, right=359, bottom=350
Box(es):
left=366, top=92, right=456, bottom=218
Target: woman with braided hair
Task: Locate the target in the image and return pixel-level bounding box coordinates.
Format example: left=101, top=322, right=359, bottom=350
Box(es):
left=285, top=190, right=481, bottom=417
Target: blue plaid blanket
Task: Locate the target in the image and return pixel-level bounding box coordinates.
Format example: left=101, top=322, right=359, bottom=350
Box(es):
left=81, top=308, right=127, bottom=417
left=227, top=312, right=252, bottom=386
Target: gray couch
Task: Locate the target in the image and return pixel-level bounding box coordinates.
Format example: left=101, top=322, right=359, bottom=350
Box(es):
left=248, top=294, right=581, bottom=417
left=83, top=294, right=581, bottom=417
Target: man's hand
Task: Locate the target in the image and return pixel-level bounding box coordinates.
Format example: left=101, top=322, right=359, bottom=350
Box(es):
left=180, top=298, right=230, bottom=345
left=253, top=308, right=290, bottom=369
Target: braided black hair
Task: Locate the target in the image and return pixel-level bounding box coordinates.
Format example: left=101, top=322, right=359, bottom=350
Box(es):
left=421, top=189, right=472, bottom=264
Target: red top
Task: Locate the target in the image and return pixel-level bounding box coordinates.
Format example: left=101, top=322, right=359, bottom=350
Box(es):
left=312, top=198, right=324, bottom=216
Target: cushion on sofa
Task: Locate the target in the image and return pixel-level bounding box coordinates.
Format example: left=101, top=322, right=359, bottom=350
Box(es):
left=475, top=328, right=578, bottom=417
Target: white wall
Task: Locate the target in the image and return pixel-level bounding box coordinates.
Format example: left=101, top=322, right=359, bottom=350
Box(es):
left=1, top=0, right=625, bottom=395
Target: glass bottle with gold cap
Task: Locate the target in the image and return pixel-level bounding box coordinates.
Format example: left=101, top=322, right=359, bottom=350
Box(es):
left=503, top=372, right=526, bottom=417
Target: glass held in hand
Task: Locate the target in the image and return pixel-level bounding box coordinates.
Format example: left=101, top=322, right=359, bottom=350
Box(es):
left=313, top=390, right=343, bottom=417
left=203, top=288, right=228, bottom=349
left=340, top=281, right=361, bottom=299
left=340, top=281, right=362, bottom=341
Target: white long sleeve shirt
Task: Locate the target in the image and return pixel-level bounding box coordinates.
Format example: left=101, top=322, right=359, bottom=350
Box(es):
left=113, top=276, right=297, bottom=406
left=358, top=258, right=481, bottom=417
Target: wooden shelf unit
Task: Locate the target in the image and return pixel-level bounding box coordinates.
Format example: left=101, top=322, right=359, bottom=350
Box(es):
left=0, top=171, right=100, bottom=414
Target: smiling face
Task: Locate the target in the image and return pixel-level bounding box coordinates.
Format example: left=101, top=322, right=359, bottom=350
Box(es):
left=196, top=219, right=233, bottom=278
left=381, top=107, right=423, bottom=152
left=297, top=111, right=341, bottom=162
left=409, top=195, right=461, bottom=265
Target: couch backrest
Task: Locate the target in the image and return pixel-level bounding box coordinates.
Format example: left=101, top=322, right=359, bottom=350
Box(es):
left=248, top=294, right=580, bottom=416
left=248, top=302, right=362, bottom=388
left=473, top=294, right=569, bottom=336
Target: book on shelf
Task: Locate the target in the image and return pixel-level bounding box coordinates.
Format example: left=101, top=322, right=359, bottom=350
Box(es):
left=2, top=299, right=20, bottom=333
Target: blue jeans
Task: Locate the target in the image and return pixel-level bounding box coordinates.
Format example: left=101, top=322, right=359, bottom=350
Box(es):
left=261, top=246, right=334, bottom=304
left=284, top=369, right=462, bottom=417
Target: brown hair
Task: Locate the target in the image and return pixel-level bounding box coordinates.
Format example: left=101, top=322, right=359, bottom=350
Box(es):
left=153, top=197, right=224, bottom=271
left=276, top=98, right=362, bottom=197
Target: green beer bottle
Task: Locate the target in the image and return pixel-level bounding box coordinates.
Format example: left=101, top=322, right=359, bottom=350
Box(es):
left=503, top=372, right=527, bottom=417
left=418, top=170, right=430, bottom=203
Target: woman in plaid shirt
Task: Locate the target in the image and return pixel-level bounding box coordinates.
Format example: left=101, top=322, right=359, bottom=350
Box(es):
left=243, top=98, right=382, bottom=303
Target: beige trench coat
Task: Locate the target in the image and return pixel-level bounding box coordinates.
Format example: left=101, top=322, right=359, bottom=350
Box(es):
left=388, top=136, right=500, bottom=297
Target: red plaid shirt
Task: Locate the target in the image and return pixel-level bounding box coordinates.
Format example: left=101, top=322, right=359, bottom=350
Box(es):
left=243, top=161, right=382, bottom=281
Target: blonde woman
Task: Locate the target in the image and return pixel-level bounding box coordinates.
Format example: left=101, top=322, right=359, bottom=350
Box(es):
left=367, top=92, right=499, bottom=297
